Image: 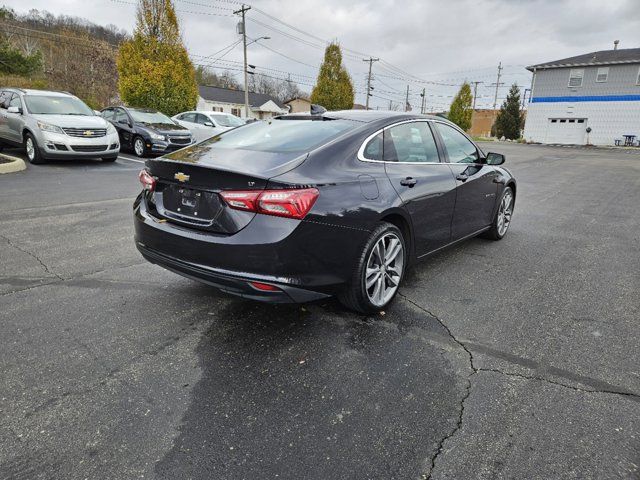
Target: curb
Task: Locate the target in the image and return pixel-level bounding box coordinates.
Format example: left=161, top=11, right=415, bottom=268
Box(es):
left=0, top=153, right=26, bottom=174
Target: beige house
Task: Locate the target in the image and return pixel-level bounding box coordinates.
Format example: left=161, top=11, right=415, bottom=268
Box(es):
left=284, top=97, right=312, bottom=113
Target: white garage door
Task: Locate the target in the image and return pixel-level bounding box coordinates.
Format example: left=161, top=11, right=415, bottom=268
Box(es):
left=544, top=118, right=587, bottom=145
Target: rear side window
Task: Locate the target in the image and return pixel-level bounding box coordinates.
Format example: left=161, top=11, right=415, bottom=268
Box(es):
left=435, top=123, right=479, bottom=164
left=204, top=119, right=357, bottom=153
left=384, top=122, right=439, bottom=163
left=363, top=133, right=383, bottom=160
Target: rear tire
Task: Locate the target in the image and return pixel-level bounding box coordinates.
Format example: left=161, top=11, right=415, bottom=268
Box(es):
left=483, top=186, right=514, bottom=240
left=24, top=133, right=45, bottom=164
left=338, top=222, right=406, bottom=314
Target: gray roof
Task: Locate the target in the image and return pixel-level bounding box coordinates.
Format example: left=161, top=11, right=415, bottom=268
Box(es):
left=527, top=48, right=640, bottom=71
left=198, top=85, right=285, bottom=109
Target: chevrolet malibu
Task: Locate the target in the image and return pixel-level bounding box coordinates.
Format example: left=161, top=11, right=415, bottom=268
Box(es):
left=134, top=111, right=516, bottom=313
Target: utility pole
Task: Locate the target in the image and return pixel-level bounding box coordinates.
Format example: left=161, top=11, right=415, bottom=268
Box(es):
left=420, top=88, right=426, bottom=114
left=388, top=99, right=393, bottom=110
left=492, top=62, right=503, bottom=110
left=471, top=81, right=482, bottom=110
left=405, top=85, right=410, bottom=112
left=234, top=4, right=251, bottom=118
left=363, top=57, right=379, bottom=110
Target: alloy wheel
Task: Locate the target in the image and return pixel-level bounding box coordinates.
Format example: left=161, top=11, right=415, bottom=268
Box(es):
left=134, top=138, right=145, bottom=157
left=26, top=137, right=35, bottom=161
left=365, top=232, right=404, bottom=307
left=497, top=191, right=513, bottom=236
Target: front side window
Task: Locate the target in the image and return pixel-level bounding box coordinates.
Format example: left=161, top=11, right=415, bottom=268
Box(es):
left=200, top=119, right=356, bottom=153
left=384, top=122, right=439, bottom=163
left=180, top=112, right=196, bottom=123
left=212, top=114, right=245, bottom=127
left=435, top=123, right=479, bottom=164
left=8, top=95, right=21, bottom=109
left=114, top=109, right=129, bottom=124
left=0, top=91, right=10, bottom=109
left=24, top=95, right=93, bottom=115
left=596, top=67, right=609, bottom=83
left=568, top=69, right=584, bottom=87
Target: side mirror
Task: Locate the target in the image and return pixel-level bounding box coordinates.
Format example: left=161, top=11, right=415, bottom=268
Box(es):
left=485, top=152, right=505, bottom=166
left=7, top=106, right=22, bottom=114
left=204, top=122, right=214, bottom=127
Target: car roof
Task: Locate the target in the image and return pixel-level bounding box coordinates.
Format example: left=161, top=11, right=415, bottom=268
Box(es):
left=282, top=110, right=442, bottom=123
left=6, top=88, right=74, bottom=97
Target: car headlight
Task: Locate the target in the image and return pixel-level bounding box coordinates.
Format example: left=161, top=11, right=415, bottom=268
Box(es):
left=37, top=121, right=64, bottom=134
left=105, top=122, right=116, bottom=134
left=148, top=131, right=165, bottom=141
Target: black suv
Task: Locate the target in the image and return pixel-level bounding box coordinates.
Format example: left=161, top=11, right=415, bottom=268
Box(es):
left=101, top=106, right=194, bottom=158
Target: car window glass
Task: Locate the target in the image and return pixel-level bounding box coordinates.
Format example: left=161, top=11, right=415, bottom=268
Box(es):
left=384, top=122, right=439, bottom=163
left=363, top=132, right=383, bottom=160
left=435, top=123, right=479, bottom=164
left=0, top=91, right=8, bottom=108
left=114, top=109, right=129, bottom=124
left=8, top=95, right=21, bottom=108
left=182, top=112, right=196, bottom=123
left=195, top=114, right=209, bottom=125
left=101, top=109, right=114, bottom=120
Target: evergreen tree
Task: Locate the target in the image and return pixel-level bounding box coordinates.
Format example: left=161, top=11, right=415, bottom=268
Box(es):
left=117, top=0, right=198, bottom=116
left=448, top=82, right=473, bottom=131
left=494, top=84, right=523, bottom=139
left=310, top=43, right=354, bottom=111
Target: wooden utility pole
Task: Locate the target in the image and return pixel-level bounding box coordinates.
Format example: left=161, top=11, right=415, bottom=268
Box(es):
left=363, top=57, right=379, bottom=110
left=420, top=88, right=426, bottom=114
left=234, top=4, right=251, bottom=118
left=492, top=62, right=503, bottom=110
left=405, top=85, right=410, bottom=112
left=471, top=81, right=482, bottom=110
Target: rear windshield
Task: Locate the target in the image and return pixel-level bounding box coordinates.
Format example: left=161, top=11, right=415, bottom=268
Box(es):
left=24, top=95, right=94, bottom=115
left=203, top=119, right=357, bottom=153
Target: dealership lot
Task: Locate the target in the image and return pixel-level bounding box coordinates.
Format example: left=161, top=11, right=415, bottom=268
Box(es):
left=0, top=144, right=638, bottom=479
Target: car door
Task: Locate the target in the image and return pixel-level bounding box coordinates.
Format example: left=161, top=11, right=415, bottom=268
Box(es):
left=381, top=120, right=457, bottom=256
left=0, top=91, right=11, bottom=142
left=114, top=108, right=134, bottom=147
left=433, top=121, right=499, bottom=239
left=6, top=94, right=24, bottom=143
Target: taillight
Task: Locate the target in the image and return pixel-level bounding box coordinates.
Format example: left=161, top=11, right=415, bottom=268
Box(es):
left=220, top=188, right=319, bottom=220
left=249, top=281, right=281, bottom=292
left=138, top=169, right=156, bottom=192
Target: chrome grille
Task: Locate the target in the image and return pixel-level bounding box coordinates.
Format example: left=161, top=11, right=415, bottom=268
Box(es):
left=63, top=128, right=107, bottom=138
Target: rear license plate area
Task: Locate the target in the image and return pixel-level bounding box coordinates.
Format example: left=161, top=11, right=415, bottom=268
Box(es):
left=160, top=184, right=222, bottom=221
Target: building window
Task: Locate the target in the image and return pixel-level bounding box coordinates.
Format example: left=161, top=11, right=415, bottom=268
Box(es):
left=231, top=108, right=241, bottom=117
left=568, top=68, right=584, bottom=87
left=637, top=67, right=640, bottom=85
left=596, top=67, right=609, bottom=83
left=211, top=107, right=223, bottom=112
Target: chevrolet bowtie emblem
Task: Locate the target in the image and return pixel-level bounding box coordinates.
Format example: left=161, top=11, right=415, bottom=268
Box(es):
left=83, top=130, right=93, bottom=136
left=174, top=172, right=190, bottom=182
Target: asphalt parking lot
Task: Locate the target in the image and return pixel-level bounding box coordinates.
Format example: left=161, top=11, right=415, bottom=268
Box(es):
left=1, top=143, right=639, bottom=479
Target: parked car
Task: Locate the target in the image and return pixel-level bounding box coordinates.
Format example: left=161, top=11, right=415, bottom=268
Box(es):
left=171, top=111, right=246, bottom=142
left=0, top=88, right=120, bottom=164
left=101, top=106, right=194, bottom=158
left=133, top=110, right=516, bottom=313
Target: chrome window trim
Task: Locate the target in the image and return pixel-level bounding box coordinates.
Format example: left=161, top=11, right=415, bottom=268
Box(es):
left=357, top=119, right=444, bottom=165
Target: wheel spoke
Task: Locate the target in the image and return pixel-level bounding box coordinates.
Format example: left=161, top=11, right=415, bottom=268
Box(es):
left=384, top=240, right=402, bottom=266
left=376, top=275, right=386, bottom=303
left=366, top=271, right=381, bottom=289
left=385, top=272, right=398, bottom=287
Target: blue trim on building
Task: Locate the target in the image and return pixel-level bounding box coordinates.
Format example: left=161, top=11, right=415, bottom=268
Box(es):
left=532, top=95, right=640, bottom=103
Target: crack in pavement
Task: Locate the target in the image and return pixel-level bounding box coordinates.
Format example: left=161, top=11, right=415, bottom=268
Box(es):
left=399, top=292, right=640, bottom=480
left=0, top=233, right=64, bottom=281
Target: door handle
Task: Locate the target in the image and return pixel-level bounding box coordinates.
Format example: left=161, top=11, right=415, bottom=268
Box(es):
left=400, top=177, right=417, bottom=187
left=456, top=174, right=469, bottom=182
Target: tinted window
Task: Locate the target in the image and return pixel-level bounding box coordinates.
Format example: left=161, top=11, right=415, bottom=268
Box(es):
left=203, top=119, right=356, bottom=153
left=363, top=133, right=383, bottom=160
left=115, top=109, right=129, bottom=124
left=435, top=123, right=479, bottom=164
left=384, top=122, right=439, bottom=163
left=24, top=95, right=93, bottom=115
left=101, top=109, right=114, bottom=121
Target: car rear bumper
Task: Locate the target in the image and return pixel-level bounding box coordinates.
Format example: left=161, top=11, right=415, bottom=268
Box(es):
left=133, top=193, right=369, bottom=303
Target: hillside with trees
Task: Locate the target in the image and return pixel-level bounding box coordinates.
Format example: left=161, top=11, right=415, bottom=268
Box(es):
left=0, top=6, right=126, bottom=108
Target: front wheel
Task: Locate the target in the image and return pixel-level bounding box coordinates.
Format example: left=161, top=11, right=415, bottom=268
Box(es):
left=25, top=133, right=44, bottom=164
left=484, top=186, right=514, bottom=240
left=339, top=222, right=406, bottom=314
left=133, top=136, right=147, bottom=158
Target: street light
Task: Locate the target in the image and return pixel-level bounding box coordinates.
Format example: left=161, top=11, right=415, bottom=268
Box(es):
left=247, top=36, right=270, bottom=47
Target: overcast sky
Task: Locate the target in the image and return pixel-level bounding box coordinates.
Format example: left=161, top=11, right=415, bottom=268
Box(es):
left=5, top=0, right=639, bottom=110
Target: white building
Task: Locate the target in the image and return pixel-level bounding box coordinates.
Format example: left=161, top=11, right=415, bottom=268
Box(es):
left=196, top=85, right=287, bottom=120
left=523, top=47, right=640, bottom=146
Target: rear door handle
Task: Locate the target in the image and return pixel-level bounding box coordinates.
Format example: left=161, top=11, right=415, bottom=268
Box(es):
left=400, top=177, right=417, bottom=187
left=456, top=174, right=469, bottom=182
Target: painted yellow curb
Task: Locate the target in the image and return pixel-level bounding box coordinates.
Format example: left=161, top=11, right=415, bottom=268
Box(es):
left=0, top=153, right=26, bottom=174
